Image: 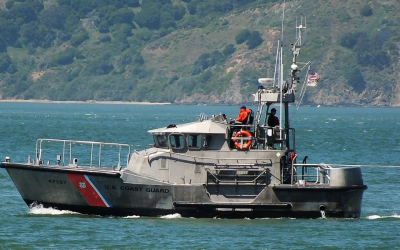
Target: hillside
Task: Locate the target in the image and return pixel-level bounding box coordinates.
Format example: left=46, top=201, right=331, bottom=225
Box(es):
left=0, top=0, right=399, bottom=106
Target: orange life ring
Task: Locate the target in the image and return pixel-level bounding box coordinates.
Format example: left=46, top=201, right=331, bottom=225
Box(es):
left=233, top=130, right=252, bottom=150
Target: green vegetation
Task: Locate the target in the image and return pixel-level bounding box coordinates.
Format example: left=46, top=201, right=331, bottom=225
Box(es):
left=360, top=4, right=373, bottom=17
left=246, top=31, right=263, bottom=49
left=0, top=0, right=398, bottom=106
left=235, top=29, right=251, bottom=44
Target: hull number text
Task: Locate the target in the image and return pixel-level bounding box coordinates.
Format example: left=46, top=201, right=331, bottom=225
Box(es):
left=48, top=179, right=66, bottom=184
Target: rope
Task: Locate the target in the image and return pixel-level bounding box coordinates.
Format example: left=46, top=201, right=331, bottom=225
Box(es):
left=327, top=164, right=400, bottom=168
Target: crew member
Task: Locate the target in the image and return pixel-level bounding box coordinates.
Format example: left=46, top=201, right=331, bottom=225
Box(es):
left=232, top=105, right=251, bottom=124
left=268, top=108, right=279, bottom=127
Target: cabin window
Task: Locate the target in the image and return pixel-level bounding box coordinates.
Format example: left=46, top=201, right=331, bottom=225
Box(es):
left=203, top=135, right=213, bottom=149
left=188, top=134, right=201, bottom=149
left=170, top=134, right=185, bottom=149
left=155, top=134, right=169, bottom=148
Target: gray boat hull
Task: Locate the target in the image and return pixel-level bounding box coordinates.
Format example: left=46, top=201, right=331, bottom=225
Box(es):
left=2, top=162, right=367, bottom=219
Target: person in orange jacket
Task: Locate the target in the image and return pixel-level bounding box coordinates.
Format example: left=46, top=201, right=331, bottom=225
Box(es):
left=231, top=105, right=251, bottom=124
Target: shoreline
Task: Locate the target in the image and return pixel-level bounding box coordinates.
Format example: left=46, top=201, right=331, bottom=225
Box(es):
left=0, top=99, right=171, bottom=105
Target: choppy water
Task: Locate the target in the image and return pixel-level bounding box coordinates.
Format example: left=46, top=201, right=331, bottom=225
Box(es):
left=1, top=103, right=400, bottom=249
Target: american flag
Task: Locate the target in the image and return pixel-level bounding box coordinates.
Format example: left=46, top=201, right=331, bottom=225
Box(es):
left=308, top=70, right=320, bottom=82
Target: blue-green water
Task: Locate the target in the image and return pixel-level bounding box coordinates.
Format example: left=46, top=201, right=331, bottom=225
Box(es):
left=1, top=103, right=400, bottom=249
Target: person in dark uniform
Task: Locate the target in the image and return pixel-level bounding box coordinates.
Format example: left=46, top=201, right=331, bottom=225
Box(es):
left=268, top=108, right=279, bottom=127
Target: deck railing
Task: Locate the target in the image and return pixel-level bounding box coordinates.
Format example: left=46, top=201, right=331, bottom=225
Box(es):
left=35, top=139, right=131, bottom=170
left=290, top=162, right=332, bottom=185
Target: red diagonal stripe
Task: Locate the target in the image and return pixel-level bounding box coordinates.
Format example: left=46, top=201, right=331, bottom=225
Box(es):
left=67, top=174, right=107, bottom=207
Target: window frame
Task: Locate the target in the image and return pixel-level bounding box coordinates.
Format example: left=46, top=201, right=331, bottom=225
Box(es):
left=154, top=133, right=169, bottom=149
left=187, top=134, right=202, bottom=150
left=169, top=133, right=186, bottom=150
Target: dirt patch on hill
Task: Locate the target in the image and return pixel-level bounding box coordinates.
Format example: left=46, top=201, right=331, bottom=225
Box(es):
left=31, top=71, right=46, bottom=81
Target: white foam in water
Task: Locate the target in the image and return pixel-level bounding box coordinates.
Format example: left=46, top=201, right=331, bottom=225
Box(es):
left=159, top=213, right=182, bottom=219
left=367, top=214, right=400, bottom=220
left=29, top=204, right=78, bottom=215
left=124, top=215, right=140, bottom=219
left=320, top=210, right=326, bottom=219
left=367, top=215, right=382, bottom=220
left=259, top=217, right=284, bottom=220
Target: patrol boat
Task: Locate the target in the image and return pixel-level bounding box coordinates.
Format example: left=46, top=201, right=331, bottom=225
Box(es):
left=1, top=23, right=367, bottom=219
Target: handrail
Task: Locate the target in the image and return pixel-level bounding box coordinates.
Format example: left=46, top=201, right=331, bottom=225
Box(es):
left=290, top=162, right=333, bottom=185
left=35, top=139, right=131, bottom=169
left=205, top=167, right=269, bottom=184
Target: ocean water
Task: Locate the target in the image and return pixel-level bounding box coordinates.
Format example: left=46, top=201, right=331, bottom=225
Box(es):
left=1, top=102, right=400, bottom=250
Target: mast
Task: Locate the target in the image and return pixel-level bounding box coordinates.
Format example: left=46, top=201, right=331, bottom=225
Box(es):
left=280, top=0, right=285, bottom=146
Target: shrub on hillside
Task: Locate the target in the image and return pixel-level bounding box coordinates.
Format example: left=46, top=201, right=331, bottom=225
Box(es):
left=85, top=60, right=114, bottom=75
left=50, top=48, right=77, bottom=66
left=99, top=35, right=111, bottom=43
left=209, top=50, right=225, bottom=66
left=346, top=68, right=366, bottom=94
left=223, top=44, right=236, bottom=56
left=199, top=70, right=212, bottom=83
left=360, top=5, right=373, bottom=17
left=5, top=0, right=14, bottom=9
left=235, top=29, right=250, bottom=44
left=246, top=31, right=263, bottom=49
left=98, top=21, right=110, bottom=33
left=70, top=31, right=89, bottom=47
left=126, top=0, right=140, bottom=7
left=188, top=2, right=197, bottom=15
left=0, top=38, right=7, bottom=53
left=340, top=32, right=360, bottom=49
left=0, top=53, right=11, bottom=73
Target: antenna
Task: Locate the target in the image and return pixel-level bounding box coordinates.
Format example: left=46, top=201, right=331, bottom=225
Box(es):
left=281, top=0, right=285, bottom=42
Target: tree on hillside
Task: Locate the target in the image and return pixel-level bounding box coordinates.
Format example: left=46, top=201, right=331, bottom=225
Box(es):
left=213, top=0, right=233, bottom=13
left=70, top=30, right=89, bottom=46
left=340, top=32, right=359, bottom=49
left=168, top=4, right=185, bottom=20
left=19, top=22, right=38, bottom=45
left=192, top=53, right=210, bottom=75
left=209, top=50, right=225, bottom=66
left=235, top=29, right=250, bottom=44
left=9, top=0, right=43, bottom=23
left=134, top=5, right=160, bottom=29
left=187, top=2, right=197, bottom=15
left=5, top=1, right=14, bottom=9
left=0, top=37, right=7, bottom=53
left=246, top=31, right=263, bottom=49
left=360, top=4, right=373, bottom=17
left=109, top=8, right=134, bottom=25
left=0, top=19, right=20, bottom=45
left=223, top=44, right=235, bottom=56
left=346, top=68, right=366, bottom=94
left=50, top=48, right=78, bottom=66
left=0, top=53, right=12, bottom=73
left=39, top=4, right=68, bottom=30
left=126, top=0, right=140, bottom=7
left=160, top=11, right=176, bottom=29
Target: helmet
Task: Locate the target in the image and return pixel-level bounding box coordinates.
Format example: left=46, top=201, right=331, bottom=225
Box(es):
left=240, top=105, right=246, bottom=109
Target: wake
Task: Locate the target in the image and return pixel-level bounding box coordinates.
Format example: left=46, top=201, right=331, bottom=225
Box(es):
left=28, top=203, right=78, bottom=215
left=366, top=214, right=400, bottom=220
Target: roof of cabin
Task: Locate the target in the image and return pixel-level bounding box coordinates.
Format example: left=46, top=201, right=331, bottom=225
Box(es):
left=148, top=119, right=228, bottom=134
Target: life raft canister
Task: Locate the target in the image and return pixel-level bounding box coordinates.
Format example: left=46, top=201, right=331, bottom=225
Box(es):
left=233, top=130, right=253, bottom=150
